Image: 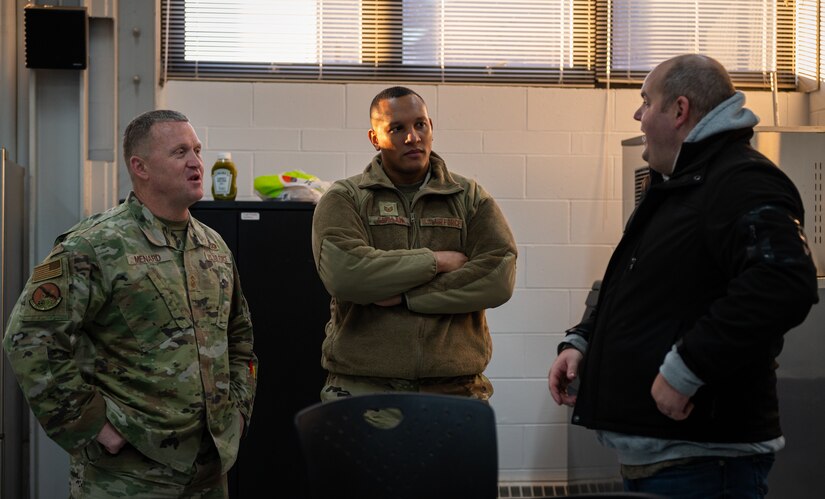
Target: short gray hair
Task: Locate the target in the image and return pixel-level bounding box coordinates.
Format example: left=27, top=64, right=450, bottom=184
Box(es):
left=660, top=54, right=736, bottom=120
left=122, top=109, right=189, bottom=165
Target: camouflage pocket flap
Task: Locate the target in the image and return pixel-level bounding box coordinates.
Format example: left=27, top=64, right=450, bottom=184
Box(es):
left=117, top=268, right=191, bottom=352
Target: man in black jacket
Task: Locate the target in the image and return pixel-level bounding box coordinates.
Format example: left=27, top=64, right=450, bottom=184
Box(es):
left=548, top=54, right=819, bottom=498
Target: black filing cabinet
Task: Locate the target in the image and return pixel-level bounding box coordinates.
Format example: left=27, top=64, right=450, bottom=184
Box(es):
left=189, top=200, right=330, bottom=499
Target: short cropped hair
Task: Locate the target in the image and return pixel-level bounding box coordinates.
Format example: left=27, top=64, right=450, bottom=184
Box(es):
left=123, top=109, right=189, bottom=165
left=369, top=86, right=426, bottom=120
left=660, top=54, right=736, bottom=120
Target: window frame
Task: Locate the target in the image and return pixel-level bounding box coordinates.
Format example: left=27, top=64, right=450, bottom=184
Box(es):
left=161, top=0, right=802, bottom=90
left=594, top=0, right=798, bottom=90
left=160, top=0, right=598, bottom=86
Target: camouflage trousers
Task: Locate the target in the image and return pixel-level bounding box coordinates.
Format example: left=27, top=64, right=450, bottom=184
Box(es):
left=320, top=373, right=493, bottom=429
left=321, top=372, right=494, bottom=401
left=69, top=434, right=227, bottom=499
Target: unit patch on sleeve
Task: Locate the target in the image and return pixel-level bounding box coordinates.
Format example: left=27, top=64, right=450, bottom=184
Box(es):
left=29, top=282, right=63, bottom=311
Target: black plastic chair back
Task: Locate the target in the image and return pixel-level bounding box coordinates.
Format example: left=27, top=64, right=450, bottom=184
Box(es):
left=294, top=392, right=498, bottom=499
left=558, top=494, right=667, bottom=498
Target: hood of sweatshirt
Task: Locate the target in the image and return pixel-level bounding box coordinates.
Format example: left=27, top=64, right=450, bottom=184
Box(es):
left=684, top=90, right=759, bottom=143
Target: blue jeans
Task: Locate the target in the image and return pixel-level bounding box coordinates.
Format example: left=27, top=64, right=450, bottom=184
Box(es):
left=623, top=454, right=775, bottom=499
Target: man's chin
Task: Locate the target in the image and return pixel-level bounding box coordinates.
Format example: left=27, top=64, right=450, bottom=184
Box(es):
left=188, top=189, right=204, bottom=205
left=400, top=158, right=429, bottom=171
left=403, top=154, right=429, bottom=167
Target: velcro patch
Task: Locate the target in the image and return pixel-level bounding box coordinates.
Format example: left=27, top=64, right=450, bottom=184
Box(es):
left=32, top=260, right=62, bottom=283
left=420, top=217, right=463, bottom=229
left=29, top=282, right=62, bottom=311
left=368, top=215, right=410, bottom=226
left=378, top=202, right=399, bottom=216
left=127, top=254, right=165, bottom=265
left=205, top=252, right=230, bottom=264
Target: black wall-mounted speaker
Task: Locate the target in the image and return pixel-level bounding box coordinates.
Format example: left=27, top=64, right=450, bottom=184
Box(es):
left=24, top=6, right=88, bottom=70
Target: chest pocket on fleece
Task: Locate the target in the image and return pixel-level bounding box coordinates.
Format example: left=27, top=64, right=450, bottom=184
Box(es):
left=367, top=214, right=411, bottom=250
left=418, top=217, right=464, bottom=251
left=117, top=266, right=192, bottom=352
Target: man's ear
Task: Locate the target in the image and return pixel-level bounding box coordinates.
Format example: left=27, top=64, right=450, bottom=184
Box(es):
left=674, top=96, right=691, bottom=128
left=129, top=156, right=149, bottom=180
left=368, top=129, right=380, bottom=151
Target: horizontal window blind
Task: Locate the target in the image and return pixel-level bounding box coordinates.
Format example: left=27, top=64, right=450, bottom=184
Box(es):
left=161, top=0, right=596, bottom=85
left=596, top=0, right=797, bottom=89
left=162, top=0, right=811, bottom=89
left=796, top=0, right=821, bottom=91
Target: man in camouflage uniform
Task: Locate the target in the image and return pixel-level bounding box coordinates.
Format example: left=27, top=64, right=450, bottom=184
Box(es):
left=2, top=110, right=257, bottom=498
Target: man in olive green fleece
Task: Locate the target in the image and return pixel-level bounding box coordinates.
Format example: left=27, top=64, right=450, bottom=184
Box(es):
left=311, top=86, right=517, bottom=401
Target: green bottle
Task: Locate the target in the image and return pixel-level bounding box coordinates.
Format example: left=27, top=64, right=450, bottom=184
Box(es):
left=211, top=152, right=237, bottom=200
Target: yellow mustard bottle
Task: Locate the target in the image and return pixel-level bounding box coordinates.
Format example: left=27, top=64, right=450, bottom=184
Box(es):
left=211, top=152, right=237, bottom=200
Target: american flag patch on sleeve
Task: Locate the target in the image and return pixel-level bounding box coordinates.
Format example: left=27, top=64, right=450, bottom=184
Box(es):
left=32, top=260, right=62, bottom=283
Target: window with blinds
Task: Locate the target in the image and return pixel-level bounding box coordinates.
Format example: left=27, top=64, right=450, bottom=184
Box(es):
left=597, top=0, right=796, bottom=89
left=161, top=0, right=596, bottom=85
left=161, top=0, right=814, bottom=90
left=796, top=0, right=822, bottom=92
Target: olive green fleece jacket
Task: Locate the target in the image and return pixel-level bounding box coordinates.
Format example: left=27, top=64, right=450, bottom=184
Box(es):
left=311, top=152, right=517, bottom=379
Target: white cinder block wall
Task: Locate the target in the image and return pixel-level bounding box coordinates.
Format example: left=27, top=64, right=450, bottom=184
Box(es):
left=159, top=82, right=809, bottom=483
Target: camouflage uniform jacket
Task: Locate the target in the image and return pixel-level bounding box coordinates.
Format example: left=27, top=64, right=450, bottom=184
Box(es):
left=2, top=193, right=257, bottom=473
left=311, top=152, right=517, bottom=379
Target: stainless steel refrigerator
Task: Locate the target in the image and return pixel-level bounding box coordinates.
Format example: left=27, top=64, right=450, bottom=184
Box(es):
left=1, top=147, right=28, bottom=499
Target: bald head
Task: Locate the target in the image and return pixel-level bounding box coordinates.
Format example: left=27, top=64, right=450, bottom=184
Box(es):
left=655, top=54, right=736, bottom=123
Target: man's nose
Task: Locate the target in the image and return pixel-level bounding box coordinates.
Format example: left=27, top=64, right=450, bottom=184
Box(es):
left=186, top=150, right=202, bottom=166
left=405, top=129, right=420, bottom=143
left=633, top=107, right=642, bottom=121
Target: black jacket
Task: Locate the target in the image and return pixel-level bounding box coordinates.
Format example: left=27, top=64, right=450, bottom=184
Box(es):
left=569, top=128, right=819, bottom=442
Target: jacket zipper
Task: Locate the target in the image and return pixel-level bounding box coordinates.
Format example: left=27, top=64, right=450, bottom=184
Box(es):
left=409, top=211, right=417, bottom=247
left=400, top=191, right=423, bottom=377
left=402, top=191, right=419, bottom=249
